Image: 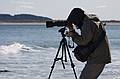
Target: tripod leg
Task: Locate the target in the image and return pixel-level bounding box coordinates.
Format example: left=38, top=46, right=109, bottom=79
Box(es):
left=48, top=42, right=62, bottom=79
left=65, top=44, right=78, bottom=79
left=61, top=44, right=66, bottom=69
left=63, top=44, right=67, bottom=62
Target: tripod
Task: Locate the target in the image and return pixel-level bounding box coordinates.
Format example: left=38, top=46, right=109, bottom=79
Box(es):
left=48, top=27, right=77, bottom=79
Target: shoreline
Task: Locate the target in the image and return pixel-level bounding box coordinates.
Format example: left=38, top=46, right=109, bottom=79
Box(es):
left=0, top=22, right=46, bottom=26
left=105, top=22, right=120, bottom=26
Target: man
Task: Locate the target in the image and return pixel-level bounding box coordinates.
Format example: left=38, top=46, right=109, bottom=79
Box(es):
left=66, top=8, right=111, bottom=79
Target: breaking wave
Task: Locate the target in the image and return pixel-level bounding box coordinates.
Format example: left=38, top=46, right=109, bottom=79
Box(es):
left=0, top=42, right=57, bottom=55
left=0, top=42, right=31, bottom=54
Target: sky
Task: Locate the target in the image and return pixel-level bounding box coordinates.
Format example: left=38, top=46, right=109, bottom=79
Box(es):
left=0, top=0, right=120, bottom=20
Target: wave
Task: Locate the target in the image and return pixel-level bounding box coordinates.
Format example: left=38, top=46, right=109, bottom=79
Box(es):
left=0, top=42, right=31, bottom=55
left=0, top=42, right=57, bottom=55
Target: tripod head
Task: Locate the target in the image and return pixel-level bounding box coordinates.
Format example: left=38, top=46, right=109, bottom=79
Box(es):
left=58, top=27, right=74, bottom=48
left=58, top=27, right=66, bottom=37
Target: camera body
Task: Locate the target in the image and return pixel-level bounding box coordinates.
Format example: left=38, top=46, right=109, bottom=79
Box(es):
left=46, top=20, right=68, bottom=28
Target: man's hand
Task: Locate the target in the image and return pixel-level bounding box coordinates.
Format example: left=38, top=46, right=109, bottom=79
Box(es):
left=66, top=22, right=74, bottom=31
left=66, top=30, right=78, bottom=37
left=66, top=22, right=78, bottom=37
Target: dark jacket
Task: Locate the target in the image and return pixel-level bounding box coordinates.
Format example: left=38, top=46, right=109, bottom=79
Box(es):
left=72, top=16, right=111, bottom=64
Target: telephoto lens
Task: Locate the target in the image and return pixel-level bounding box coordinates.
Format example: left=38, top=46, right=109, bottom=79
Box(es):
left=46, top=20, right=68, bottom=28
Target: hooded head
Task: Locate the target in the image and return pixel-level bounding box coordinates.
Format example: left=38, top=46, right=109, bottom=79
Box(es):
left=67, top=8, right=85, bottom=27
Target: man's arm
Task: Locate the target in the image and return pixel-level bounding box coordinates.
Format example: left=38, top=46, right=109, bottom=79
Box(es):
left=66, top=20, right=95, bottom=46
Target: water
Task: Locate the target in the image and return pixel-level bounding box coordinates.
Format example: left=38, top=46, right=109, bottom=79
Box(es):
left=0, top=25, right=120, bottom=79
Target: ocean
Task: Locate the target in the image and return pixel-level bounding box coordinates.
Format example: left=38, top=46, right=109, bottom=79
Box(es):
left=0, top=25, right=120, bottom=79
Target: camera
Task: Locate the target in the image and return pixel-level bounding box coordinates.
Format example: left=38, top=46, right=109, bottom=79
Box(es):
left=46, top=20, right=68, bottom=28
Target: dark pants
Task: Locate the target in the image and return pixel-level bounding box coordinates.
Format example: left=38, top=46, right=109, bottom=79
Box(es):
left=79, top=63, right=105, bottom=79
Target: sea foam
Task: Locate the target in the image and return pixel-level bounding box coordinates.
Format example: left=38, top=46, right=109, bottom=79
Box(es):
left=0, top=42, right=29, bottom=54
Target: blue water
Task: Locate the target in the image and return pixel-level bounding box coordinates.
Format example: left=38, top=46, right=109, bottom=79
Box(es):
left=0, top=25, right=120, bottom=79
left=0, top=25, right=61, bottom=47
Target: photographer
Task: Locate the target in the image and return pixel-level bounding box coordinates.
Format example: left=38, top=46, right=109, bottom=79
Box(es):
left=66, top=8, right=111, bottom=79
